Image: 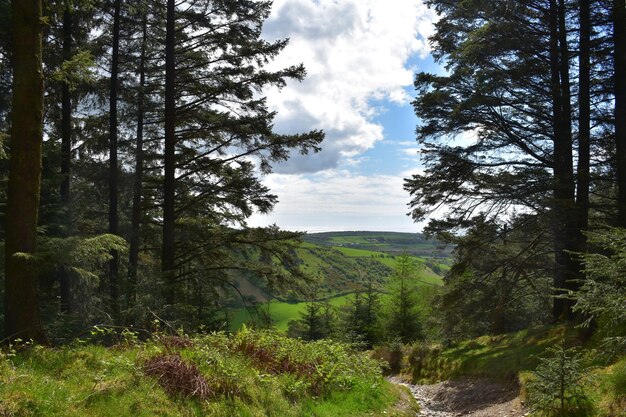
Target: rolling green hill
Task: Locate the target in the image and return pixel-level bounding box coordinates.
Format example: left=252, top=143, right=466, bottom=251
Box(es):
left=303, top=231, right=452, bottom=258
left=230, top=231, right=452, bottom=331
left=238, top=233, right=448, bottom=302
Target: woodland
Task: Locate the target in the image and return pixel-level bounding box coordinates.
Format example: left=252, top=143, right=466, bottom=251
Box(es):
left=0, top=0, right=625, bottom=416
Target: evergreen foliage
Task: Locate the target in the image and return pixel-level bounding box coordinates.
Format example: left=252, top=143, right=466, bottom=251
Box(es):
left=0, top=0, right=325, bottom=341
left=380, top=253, right=424, bottom=343
left=526, top=344, right=594, bottom=417
left=574, top=228, right=626, bottom=356
left=405, top=0, right=622, bottom=324
left=438, top=215, right=552, bottom=339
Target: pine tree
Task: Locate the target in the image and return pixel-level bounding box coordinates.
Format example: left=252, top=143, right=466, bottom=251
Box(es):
left=404, top=0, right=607, bottom=321
left=4, top=0, right=46, bottom=342
left=157, top=0, right=323, bottom=305
left=381, top=253, right=423, bottom=343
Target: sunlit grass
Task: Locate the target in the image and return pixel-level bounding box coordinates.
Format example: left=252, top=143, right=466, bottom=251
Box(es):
left=0, top=331, right=412, bottom=417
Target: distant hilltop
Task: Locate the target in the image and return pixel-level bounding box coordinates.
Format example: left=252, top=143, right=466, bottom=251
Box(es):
left=302, top=230, right=452, bottom=258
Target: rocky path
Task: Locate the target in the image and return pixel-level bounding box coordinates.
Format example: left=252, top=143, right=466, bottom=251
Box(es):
left=389, top=376, right=529, bottom=417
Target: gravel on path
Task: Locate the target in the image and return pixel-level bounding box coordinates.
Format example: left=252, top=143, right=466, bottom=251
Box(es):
left=388, top=376, right=530, bottom=417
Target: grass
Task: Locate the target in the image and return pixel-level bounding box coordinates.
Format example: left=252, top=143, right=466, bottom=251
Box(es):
left=331, top=246, right=443, bottom=286
left=299, top=383, right=414, bottom=417
left=230, top=294, right=352, bottom=332
left=402, top=325, right=626, bottom=416
left=0, top=331, right=414, bottom=417
left=407, top=326, right=568, bottom=383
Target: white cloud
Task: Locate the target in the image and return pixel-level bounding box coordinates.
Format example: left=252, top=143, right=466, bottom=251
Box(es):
left=400, top=147, right=421, bottom=157
left=262, top=0, right=437, bottom=173
left=248, top=170, right=425, bottom=232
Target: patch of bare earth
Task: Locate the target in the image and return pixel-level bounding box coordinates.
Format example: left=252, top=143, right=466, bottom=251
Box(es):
left=389, top=376, right=529, bottom=417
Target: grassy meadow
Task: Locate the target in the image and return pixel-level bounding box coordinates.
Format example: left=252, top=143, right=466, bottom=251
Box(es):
left=0, top=330, right=416, bottom=417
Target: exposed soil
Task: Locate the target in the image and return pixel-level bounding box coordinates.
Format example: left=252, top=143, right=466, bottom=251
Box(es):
left=389, top=376, right=530, bottom=417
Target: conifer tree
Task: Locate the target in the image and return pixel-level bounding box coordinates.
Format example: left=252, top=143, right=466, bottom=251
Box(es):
left=405, top=0, right=602, bottom=321
left=158, top=0, right=323, bottom=305
left=381, top=253, right=423, bottom=343
left=4, top=0, right=46, bottom=342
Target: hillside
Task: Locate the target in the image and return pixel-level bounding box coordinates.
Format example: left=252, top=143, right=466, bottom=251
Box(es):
left=230, top=232, right=450, bottom=332
left=0, top=331, right=417, bottom=417
left=391, top=326, right=626, bottom=417
left=303, top=231, right=452, bottom=258
left=237, top=231, right=451, bottom=304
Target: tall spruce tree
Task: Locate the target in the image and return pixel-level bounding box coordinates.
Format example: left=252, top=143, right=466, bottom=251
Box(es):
left=107, top=0, right=121, bottom=320
left=158, top=0, right=323, bottom=306
left=405, top=0, right=594, bottom=321
left=4, top=0, right=46, bottom=342
left=615, top=0, right=626, bottom=226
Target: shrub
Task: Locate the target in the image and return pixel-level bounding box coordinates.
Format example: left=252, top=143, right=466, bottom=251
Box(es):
left=144, top=354, right=212, bottom=400
left=231, top=327, right=382, bottom=395
left=525, top=344, right=593, bottom=417
left=574, top=228, right=626, bottom=356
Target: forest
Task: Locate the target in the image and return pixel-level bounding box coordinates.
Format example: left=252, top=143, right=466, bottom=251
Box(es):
left=1, top=0, right=625, bottom=416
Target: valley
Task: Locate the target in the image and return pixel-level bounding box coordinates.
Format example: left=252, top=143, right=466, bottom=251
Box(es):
left=229, top=231, right=451, bottom=331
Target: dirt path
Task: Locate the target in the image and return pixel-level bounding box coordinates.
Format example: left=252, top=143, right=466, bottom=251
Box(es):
left=389, top=376, right=529, bottom=417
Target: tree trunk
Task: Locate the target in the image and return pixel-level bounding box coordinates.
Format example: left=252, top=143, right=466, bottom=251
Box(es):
left=577, top=0, right=590, bottom=242
left=162, top=0, right=177, bottom=305
left=59, top=5, right=73, bottom=314
left=128, top=8, right=148, bottom=311
left=108, top=0, right=121, bottom=321
left=615, top=0, right=626, bottom=226
left=549, top=0, right=577, bottom=321
left=4, top=0, right=46, bottom=343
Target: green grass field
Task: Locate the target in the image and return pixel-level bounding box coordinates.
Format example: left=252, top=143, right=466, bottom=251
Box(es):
left=230, top=294, right=353, bottom=332
left=303, top=231, right=452, bottom=258
left=331, top=246, right=443, bottom=286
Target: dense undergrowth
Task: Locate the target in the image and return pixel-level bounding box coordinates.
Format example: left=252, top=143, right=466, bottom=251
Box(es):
left=0, top=328, right=415, bottom=417
left=383, top=325, right=625, bottom=417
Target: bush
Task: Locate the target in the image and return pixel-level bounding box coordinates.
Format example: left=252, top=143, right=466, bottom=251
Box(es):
left=144, top=354, right=212, bottom=400
left=574, top=228, right=626, bottom=356
left=525, top=344, right=594, bottom=417
left=371, top=341, right=409, bottom=376
left=231, top=327, right=382, bottom=395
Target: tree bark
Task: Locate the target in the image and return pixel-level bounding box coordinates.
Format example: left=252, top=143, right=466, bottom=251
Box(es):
left=4, top=0, right=46, bottom=343
left=128, top=8, right=148, bottom=310
left=615, top=0, right=626, bottom=227
left=59, top=5, right=73, bottom=314
left=577, top=0, right=590, bottom=240
left=549, top=0, right=577, bottom=321
left=162, top=0, right=177, bottom=305
left=108, top=0, right=121, bottom=321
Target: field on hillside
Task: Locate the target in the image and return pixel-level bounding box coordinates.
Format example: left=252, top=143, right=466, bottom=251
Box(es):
left=229, top=231, right=449, bottom=332
left=330, top=246, right=443, bottom=286
left=303, top=231, right=452, bottom=258
left=236, top=233, right=449, bottom=304
left=230, top=294, right=353, bottom=332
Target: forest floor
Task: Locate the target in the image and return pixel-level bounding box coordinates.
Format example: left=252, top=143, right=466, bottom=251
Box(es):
left=389, top=376, right=529, bottom=417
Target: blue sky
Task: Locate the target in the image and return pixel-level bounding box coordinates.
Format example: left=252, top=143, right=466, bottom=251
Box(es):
left=248, top=0, right=441, bottom=233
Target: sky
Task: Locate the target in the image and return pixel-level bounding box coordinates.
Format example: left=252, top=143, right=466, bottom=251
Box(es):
left=248, top=0, right=441, bottom=233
